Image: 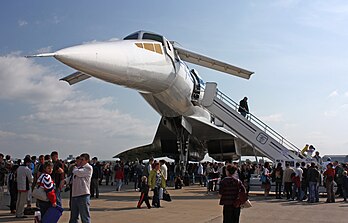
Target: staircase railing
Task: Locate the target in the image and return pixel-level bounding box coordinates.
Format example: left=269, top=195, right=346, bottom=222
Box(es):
left=214, top=89, right=302, bottom=157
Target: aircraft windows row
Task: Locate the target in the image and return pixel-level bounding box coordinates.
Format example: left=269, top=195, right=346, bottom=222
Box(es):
left=135, top=43, right=163, bottom=55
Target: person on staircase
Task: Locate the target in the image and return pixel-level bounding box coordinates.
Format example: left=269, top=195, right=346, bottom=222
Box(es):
left=238, top=97, right=249, bottom=118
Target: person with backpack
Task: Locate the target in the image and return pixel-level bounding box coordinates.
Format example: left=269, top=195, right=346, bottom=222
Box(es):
left=271, top=163, right=284, bottom=199
left=261, top=162, right=271, bottom=197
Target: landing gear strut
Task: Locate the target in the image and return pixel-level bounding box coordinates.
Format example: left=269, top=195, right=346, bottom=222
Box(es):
left=173, top=118, right=191, bottom=176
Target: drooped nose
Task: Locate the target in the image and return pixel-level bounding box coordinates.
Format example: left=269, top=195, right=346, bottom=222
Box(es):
left=54, top=42, right=128, bottom=80
left=54, top=44, right=100, bottom=73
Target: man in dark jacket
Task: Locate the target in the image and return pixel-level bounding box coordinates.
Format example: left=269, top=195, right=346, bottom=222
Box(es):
left=50, top=151, right=64, bottom=207
left=238, top=97, right=249, bottom=117
left=219, top=164, right=246, bottom=223
left=90, top=157, right=102, bottom=198
left=307, top=163, right=320, bottom=203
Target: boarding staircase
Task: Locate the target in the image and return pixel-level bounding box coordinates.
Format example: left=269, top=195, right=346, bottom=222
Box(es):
left=202, top=82, right=305, bottom=164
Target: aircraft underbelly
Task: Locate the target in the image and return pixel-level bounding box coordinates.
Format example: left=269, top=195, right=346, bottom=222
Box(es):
left=141, top=68, right=194, bottom=117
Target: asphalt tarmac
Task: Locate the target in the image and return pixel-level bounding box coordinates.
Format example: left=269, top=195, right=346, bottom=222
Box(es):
left=0, top=184, right=346, bottom=223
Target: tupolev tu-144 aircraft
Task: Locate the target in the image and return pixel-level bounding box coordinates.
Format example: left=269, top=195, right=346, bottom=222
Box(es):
left=29, top=30, right=254, bottom=165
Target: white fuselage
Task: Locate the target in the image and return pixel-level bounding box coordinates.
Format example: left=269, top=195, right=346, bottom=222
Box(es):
left=54, top=39, right=211, bottom=120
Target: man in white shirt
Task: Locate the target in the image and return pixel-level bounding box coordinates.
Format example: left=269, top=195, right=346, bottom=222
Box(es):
left=294, top=162, right=304, bottom=200
left=159, top=160, right=168, bottom=181
left=69, top=153, right=93, bottom=223
left=16, top=157, right=33, bottom=218
left=197, top=162, right=204, bottom=186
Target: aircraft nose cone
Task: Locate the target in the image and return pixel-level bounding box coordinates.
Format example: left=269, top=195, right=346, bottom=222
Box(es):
left=54, top=44, right=98, bottom=72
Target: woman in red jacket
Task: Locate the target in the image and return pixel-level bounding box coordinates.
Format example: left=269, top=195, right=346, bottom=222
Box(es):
left=36, top=161, right=57, bottom=217
left=323, top=163, right=336, bottom=203
left=114, top=162, right=124, bottom=191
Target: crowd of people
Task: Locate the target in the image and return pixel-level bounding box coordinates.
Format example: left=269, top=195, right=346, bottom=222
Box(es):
left=1, top=151, right=348, bottom=222
left=0, top=152, right=93, bottom=223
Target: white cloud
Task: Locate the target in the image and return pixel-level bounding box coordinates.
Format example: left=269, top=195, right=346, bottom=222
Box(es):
left=296, top=2, right=348, bottom=36
left=0, top=130, right=16, bottom=138
left=344, top=91, right=348, bottom=97
left=258, top=113, right=283, bottom=123
left=328, top=90, right=339, bottom=97
left=108, top=38, right=119, bottom=41
left=270, top=0, right=301, bottom=8
left=52, top=15, right=61, bottom=24
left=37, top=46, right=53, bottom=54
left=0, top=55, right=157, bottom=158
left=18, top=19, right=28, bottom=27
left=324, top=110, right=337, bottom=117
left=0, top=55, right=71, bottom=103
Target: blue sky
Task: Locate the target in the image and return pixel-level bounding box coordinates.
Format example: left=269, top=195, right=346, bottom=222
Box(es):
left=1, top=0, right=348, bottom=160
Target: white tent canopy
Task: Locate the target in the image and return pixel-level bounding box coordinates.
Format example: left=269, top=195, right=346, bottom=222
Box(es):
left=142, top=156, right=175, bottom=163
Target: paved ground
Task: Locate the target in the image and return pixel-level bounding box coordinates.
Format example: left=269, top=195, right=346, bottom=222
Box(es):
left=0, top=184, right=347, bottom=223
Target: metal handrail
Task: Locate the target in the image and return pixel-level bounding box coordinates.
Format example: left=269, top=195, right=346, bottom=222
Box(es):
left=214, top=89, right=302, bottom=156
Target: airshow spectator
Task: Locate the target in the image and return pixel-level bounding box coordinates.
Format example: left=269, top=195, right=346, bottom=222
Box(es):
left=15, top=156, right=33, bottom=218
left=90, top=157, right=101, bottom=198
left=323, top=163, right=335, bottom=203
left=307, top=163, right=320, bottom=203
left=197, top=162, right=204, bottom=186
left=36, top=161, right=57, bottom=218
left=333, top=161, right=344, bottom=197
left=137, top=176, right=151, bottom=209
left=143, top=157, right=154, bottom=177
left=123, top=162, right=130, bottom=185
left=283, top=163, right=294, bottom=200
left=134, top=160, right=144, bottom=191
left=160, top=160, right=168, bottom=182
left=300, top=162, right=308, bottom=201
left=0, top=153, right=6, bottom=203
left=219, top=164, right=247, bottom=223
left=114, top=161, right=124, bottom=191
left=69, top=153, right=93, bottom=223
left=103, top=162, right=112, bottom=186
left=342, top=171, right=348, bottom=202
left=51, top=151, right=65, bottom=206
left=240, top=163, right=252, bottom=196
left=271, top=163, right=284, bottom=199
left=313, top=151, right=323, bottom=165
left=261, top=162, right=271, bottom=197
left=293, top=162, right=303, bottom=201
left=148, top=162, right=165, bottom=208
left=8, top=164, right=19, bottom=214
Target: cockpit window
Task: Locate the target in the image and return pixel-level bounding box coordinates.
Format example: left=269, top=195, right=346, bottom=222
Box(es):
left=142, top=33, right=163, bottom=44
left=123, top=33, right=139, bottom=40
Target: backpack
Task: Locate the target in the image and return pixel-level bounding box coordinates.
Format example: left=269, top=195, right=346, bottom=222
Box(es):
left=232, top=179, right=248, bottom=208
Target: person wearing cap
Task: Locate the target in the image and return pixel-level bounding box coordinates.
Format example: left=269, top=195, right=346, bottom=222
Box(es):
left=15, top=157, right=33, bottom=218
